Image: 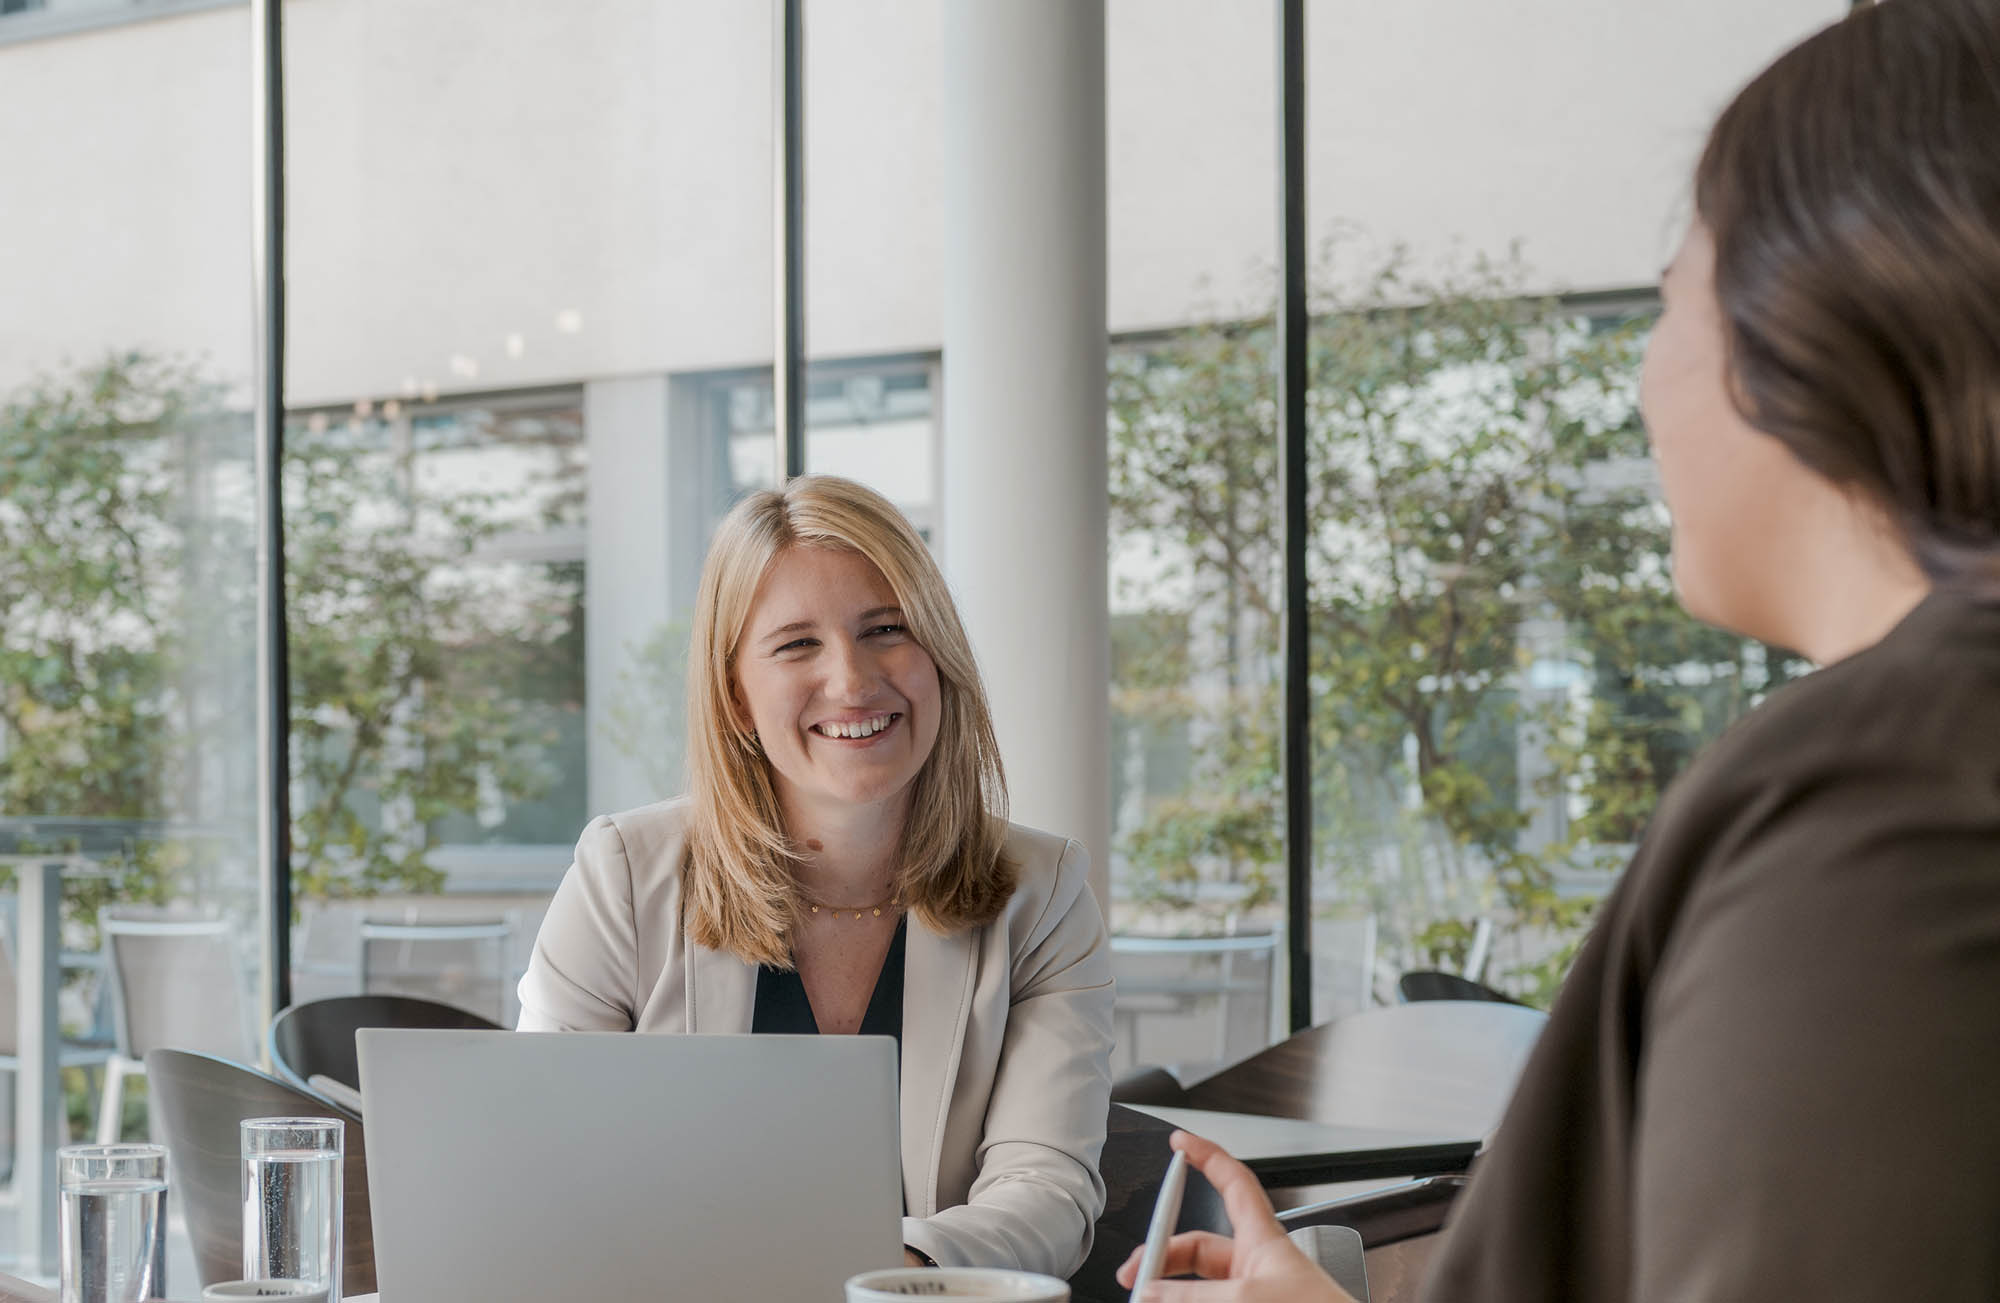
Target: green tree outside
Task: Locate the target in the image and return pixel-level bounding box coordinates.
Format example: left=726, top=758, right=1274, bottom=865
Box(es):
left=0, top=353, right=575, bottom=909
left=1110, top=251, right=1801, bottom=1002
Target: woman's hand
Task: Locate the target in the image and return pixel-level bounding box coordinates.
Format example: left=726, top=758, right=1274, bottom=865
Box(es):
left=1115, top=1131, right=1360, bottom=1303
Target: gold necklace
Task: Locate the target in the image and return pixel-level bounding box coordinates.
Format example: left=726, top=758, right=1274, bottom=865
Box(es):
left=805, top=890, right=902, bottom=922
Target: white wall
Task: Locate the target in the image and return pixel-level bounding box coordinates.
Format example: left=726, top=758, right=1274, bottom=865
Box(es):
left=0, top=0, right=1843, bottom=402
left=0, top=8, right=252, bottom=396
left=281, top=0, right=776, bottom=405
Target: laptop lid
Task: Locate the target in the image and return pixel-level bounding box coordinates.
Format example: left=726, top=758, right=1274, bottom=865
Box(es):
left=356, top=1029, right=903, bottom=1302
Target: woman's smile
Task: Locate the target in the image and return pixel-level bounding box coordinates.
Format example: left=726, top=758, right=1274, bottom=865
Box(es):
left=809, top=711, right=903, bottom=743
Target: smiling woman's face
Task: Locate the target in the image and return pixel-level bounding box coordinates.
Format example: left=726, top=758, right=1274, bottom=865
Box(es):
left=731, top=545, right=943, bottom=825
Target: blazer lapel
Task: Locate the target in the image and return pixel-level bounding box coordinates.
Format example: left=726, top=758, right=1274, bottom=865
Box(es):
left=899, top=920, right=978, bottom=1216
left=684, top=936, right=757, bottom=1034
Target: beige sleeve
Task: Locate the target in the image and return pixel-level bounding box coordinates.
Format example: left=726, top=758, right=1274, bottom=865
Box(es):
left=901, top=839, right=1117, bottom=1278
left=514, top=815, right=642, bottom=1032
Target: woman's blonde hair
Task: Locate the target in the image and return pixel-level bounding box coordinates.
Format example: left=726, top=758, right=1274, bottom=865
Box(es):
left=682, top=474, right=1015, bottom=966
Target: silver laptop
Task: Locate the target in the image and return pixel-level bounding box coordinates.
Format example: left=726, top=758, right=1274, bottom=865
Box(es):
left=356, top=1029, right=903, bottom=1301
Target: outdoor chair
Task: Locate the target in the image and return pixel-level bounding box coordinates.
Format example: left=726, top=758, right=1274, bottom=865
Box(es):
left=290, top=898, right=366, bottom=1006
left=359, top=916, right=512, bottom=1024
left=1311, top=914, right=1380, bottom=1024
left=144, top=1048, right=374, bottom=1294
left=99, top=912, right=257, bottom=1142
left=1108, top=929, right=1277, bottom=1078
left=268, top=993, right=501, bottom=1099
left=0, top=922, right=114, bottom=1167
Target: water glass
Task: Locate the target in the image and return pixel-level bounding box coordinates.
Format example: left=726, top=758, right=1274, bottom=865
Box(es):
left=240, top=1118, right=343, bottom=1303
left=58, top=1143, right=168, bottom=1303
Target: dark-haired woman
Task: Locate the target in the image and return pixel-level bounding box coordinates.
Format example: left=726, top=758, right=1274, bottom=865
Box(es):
left=1121, top=2, right=2000, bottom=1299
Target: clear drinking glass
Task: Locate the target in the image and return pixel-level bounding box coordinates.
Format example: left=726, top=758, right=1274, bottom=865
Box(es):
left=240, top=1118, right=343, bottom=1303
left=59, top=1143, right=168, bottom=1303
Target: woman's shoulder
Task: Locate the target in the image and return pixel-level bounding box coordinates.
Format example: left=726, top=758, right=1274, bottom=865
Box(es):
left=995, top=821, right=1095, bottom=939
left=570, top=795, right=695, bottom=887
left=999, top=819, right=1086, bottom=883
left=1623, top=593, right=2000, bottom=928
left=1674, top=591, right=2000, bottom=811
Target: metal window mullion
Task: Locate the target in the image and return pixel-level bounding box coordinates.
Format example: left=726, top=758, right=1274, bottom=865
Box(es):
left=775, top=0, right=806, bottom=481
left=251, top=0, right=292, bottom=1026
left=1277, top=0, right=1312, bottom=1034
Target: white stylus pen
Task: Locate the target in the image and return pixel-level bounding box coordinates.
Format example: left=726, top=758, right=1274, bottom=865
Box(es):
left=1128, top=1149, right=1189, bottom=1301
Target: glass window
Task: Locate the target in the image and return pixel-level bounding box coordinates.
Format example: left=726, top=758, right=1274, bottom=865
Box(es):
left=1106, top=0, right=1286, bottom=1076
left=801, top=0, right=944, bottom=527
left=715, top=361, right=940, bottom=539
left=1299, top=1, right=1842, bottom=1007
left=282, top=396, right=587, bottom=886
left=0, top=1, right=260, bottom=1265
left=283, top=0, right=775, bottom=1021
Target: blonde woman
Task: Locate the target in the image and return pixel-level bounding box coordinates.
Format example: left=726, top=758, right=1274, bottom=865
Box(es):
left=518, top=474, right=1115, bottom=1278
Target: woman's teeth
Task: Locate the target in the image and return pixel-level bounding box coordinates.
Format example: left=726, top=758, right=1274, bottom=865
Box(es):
left=815, top=714, right=894, bottom=739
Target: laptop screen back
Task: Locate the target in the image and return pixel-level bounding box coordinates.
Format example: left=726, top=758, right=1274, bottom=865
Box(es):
left=357, top=1029, right=903, bottom=1301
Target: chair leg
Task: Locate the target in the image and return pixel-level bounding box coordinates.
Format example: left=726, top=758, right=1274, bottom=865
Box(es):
left=96, top=1057, right=129, bottom=1145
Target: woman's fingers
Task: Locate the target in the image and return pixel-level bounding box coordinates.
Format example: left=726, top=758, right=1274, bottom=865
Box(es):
left=1116, top=1230, right=1238, bottom=1286
left=1169, top=1131, right=1288, bottom=1251
left=1115, top=1133, right=1362, bottom=1303
left=1138, top=1280, right=1255, bottom=1302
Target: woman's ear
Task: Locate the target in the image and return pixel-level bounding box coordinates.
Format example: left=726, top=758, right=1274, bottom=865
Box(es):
left=727, top=676, right=756, bottom=740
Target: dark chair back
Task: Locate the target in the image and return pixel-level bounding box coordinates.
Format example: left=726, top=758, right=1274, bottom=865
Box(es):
left=144, top=1049, right=375, bottom=1294
left=1396, top=970, right=1519, bottom=1005
left=1108, top=1064, right=1192, bottom=1109
left=1069, top=1105, right=1229, bottom=1303
left=1073, top=1105, right=1476, bottom=1303
left=267, top=994, right=501, bottom=1095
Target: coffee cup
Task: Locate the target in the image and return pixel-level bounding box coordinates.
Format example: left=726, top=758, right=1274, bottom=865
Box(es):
left=200, top=1281, right=328, bottom=1302
left=845, top=1267, right=1070, bottom=1301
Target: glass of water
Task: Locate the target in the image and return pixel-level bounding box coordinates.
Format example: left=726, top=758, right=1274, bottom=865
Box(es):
left=58, top=1143, right=168, bottom=1303
left=240, top=1118, right=343, bottom=1303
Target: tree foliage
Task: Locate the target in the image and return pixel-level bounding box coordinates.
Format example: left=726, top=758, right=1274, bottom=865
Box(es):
left=1110, top=252, right=1797, bottom=1000
left=0, top=353, right=574, bottom=906
left=0, top=356, right=215, bottom=823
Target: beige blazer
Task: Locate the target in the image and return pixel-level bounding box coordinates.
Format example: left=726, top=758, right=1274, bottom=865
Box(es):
left=515, top=798, right=1116, bottom=1278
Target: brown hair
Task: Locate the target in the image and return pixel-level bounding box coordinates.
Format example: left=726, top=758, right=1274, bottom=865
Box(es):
left=1695, top=0, right=2000, bottom=590
left=681, top=475, right=1015, bottom=967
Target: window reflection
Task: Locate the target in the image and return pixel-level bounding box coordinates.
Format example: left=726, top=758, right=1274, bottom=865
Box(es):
left=715, top=361, right=939, bottom=539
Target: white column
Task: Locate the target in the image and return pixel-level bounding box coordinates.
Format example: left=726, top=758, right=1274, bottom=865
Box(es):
left=942, top=0, right=1111, bottom=907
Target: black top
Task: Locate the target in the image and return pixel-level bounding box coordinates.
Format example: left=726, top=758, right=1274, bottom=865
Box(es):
left=752, top=915, right=908, bottom=1047
left=1425, top=590, right=2000, bottom=1303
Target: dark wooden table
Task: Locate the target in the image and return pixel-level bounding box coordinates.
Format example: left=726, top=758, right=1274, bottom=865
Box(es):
left=1179, top=1002, right=1547, bottom=1139
left=1183, top=1018, right=1350, bottom=1115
